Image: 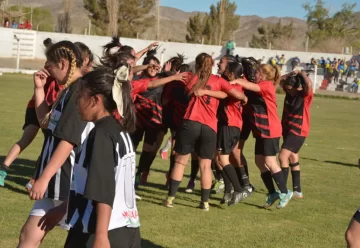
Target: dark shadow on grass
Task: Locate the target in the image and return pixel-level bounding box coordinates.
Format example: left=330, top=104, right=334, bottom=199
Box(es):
left=3, top=181, right=28, bottom=195
left=0, top=156, right=37, bottom=168
left=141, top=239, right=164, bottom=248
left=242, top=202, right=272, bottom=210
left=301, top=157, right=357, bottom=167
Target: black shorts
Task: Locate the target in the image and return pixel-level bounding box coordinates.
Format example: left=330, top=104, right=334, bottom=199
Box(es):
left=353, top=208, right=360, bottom=224
left=240, top=114, right=251, bottom=141
left=23, top=107, right=40, bottom=130
left=281, top=133, right=306, bottom=153
left=174, top=120, right=216, bottom=159
left=65, top=227, right=141, bottom=248
left=217, top=126, right=241, bottom=155
left=130, top=125, right=164, bottom=149
left=255, top=137, right=280, bottom=156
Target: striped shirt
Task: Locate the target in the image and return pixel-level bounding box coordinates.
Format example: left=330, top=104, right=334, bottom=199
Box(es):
left=68, top=116, right=140, bottom=233
left=34, top=79, right=88, bottom=201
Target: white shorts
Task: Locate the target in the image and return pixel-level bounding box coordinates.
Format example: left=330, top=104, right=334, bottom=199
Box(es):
left=30, top=198, right=70, bottom=230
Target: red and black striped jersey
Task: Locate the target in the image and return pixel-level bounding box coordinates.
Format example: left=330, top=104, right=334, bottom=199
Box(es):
left=217, top=84, right=243, bottom=129
left=131, top=77, right=163, bottom=129
left=282, top=89, right=313, bottom=137
left=247, top=81, right=282, bottom=138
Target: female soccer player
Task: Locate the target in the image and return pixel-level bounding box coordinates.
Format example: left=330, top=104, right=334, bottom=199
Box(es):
left=232, top=64, right=293, bottom=209
left=17, top=41, right=89, bottom=248
left=163, top=53, right=247, bottom=211
left=279, top=70, right=313, bottom=199
left=65, top=61, right=140, bottom=248
left=132, top=51, right=187, bottom=187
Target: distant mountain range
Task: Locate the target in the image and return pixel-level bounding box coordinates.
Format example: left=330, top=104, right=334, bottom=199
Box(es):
left=7, top=0, right=356, bottom=52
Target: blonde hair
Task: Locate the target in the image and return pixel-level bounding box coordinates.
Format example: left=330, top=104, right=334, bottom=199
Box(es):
left=42, top=46, right=78, bottom=125
left=258, top=64, right=281, bottom=85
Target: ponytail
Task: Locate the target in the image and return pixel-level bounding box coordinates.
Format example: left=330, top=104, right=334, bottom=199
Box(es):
left=189, top=53, right=213, bottom=95
left=42, top=41, right=83, bottom=124
left=258, top=64, right=281, bottom=85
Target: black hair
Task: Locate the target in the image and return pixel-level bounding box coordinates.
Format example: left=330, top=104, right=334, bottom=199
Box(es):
left=43, top=38, right=53, bottom=48
left=143, top=47, right=160, bottom=65
left=241, top=57, right=259, bottom=83
left=282, top=74, right=304, bottom=88
left=180, top=64, right=192, bottom=73
left=167, top=54, right=186, bottom=72
left=46, top=40, right=83, bottom=69
left=80, top=68, right=135, bottom=133
left=99, top=51, right=135, bottom=70
left=226, top=62, right=243, bottom=79
left=103, top=36, right=134, bottom=57
left=74, top=42, right=94, bottom=66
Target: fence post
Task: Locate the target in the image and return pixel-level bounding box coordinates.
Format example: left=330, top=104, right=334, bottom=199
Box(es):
left=313, top=64, right=317, bottom=94
left=14, top=35, right=20, bottom=71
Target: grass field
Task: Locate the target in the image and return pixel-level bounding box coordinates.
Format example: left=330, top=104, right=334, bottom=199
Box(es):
left=0, top=73, right=360, bottom=248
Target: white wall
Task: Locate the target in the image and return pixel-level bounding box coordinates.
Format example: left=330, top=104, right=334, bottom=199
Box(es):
left=0, top=27, right=353, bottom=73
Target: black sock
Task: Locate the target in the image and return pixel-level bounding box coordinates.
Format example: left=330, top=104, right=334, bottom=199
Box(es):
left=235, top=167, right=250, bottom=187
left=168, top=179, right=181, bottom=197
left=201, top=188, right=211, bottom=202
left=190, top=159, right=199, bottom=181
left=221, top=170, right=232, bottom=193
left=291, top=170, right=301, bottom=192
left=223, top=165, right=243, bottom=192
left=272, top=171, right=288, bottom=194
left=282, top=167, right=289, bottom=186
left=244, top=164, right=249, bottom=178
left=261, top=171, right=275, bottom=194
left=241, top=153, right=249, bottom=178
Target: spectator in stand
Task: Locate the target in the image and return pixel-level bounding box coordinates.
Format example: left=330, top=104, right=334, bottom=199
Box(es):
left=4, top=18, right=10, bottom=28
left=332, top=58, right=339, bottom=84
left=25, top=19, right=32, bottom=30
left=225, top=40, right=235, bottom=56
left=349, top=59, right=357, bottom=78
left=11, top=21, right=18, bottom=29
left=291, top=57, right=300, bottom=71
left=278, top=54, right=286, bottom=70
left=19, top=22, right=24, bottom=29
left=351, top=78, right=359, bottom=93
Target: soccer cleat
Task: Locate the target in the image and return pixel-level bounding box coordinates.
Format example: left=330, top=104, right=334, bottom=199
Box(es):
left=293, top=191, right=303, bottom=199
left=277, top=190, right=293, bottom=209
left=0, top=167, right=8, bottom=187
left=185, top=180, right=195, bottom=193
left=250, top=184, right=256, bottom=192
left=244, top=186, right=253, bottom=195
left=25, top=179, right=35, bottom=191
left=263, top=191, right=280, bottom=209
left=140, top=171, right=149, bottom=185
left=228, top=191, right=248, bottom=206
left=211, top=180, right=225, bottom=194
left=220, top=192, right=232, bottom=204
left=199, top=201, right=210, bottom=211
left=163, top=197, right=175, bottom=208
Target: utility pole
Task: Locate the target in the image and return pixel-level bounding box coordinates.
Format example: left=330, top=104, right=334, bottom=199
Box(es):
left=30, top=6, right=33, bottom=27
left=156, top=0, right=160, bottom=41
left=305, top=35, right=309, bottom=52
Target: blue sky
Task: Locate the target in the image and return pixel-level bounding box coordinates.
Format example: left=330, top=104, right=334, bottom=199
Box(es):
left=161, top=0, right=360, bottom=19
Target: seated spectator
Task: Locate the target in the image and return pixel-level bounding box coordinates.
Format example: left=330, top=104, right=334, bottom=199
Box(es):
left=291, top=57, right=300, bottom=71
left=11, top=21, right=18, bottom=29
left=351, top=78, right=359, bottom=93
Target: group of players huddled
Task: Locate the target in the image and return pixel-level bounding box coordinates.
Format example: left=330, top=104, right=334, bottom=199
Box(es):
left=0, top=37, right=314, bottom=247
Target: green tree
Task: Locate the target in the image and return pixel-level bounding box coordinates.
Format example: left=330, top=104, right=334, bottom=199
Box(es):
left=8, top=5, right=54, bottom=31
left=185, top=0, right=240, bottom=45
left=249, top=20, right=295, bottom=49
left=186, top=13, right=205, bottom=43
left=84, top=0, right=155, bottom=38
left=303, top=0, right=360, bottom=51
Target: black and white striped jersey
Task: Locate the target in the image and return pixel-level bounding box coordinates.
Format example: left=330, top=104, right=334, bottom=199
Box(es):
left=34, top=79, right=88, bottom=201
left=68, top=116, right=140, bottom=233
